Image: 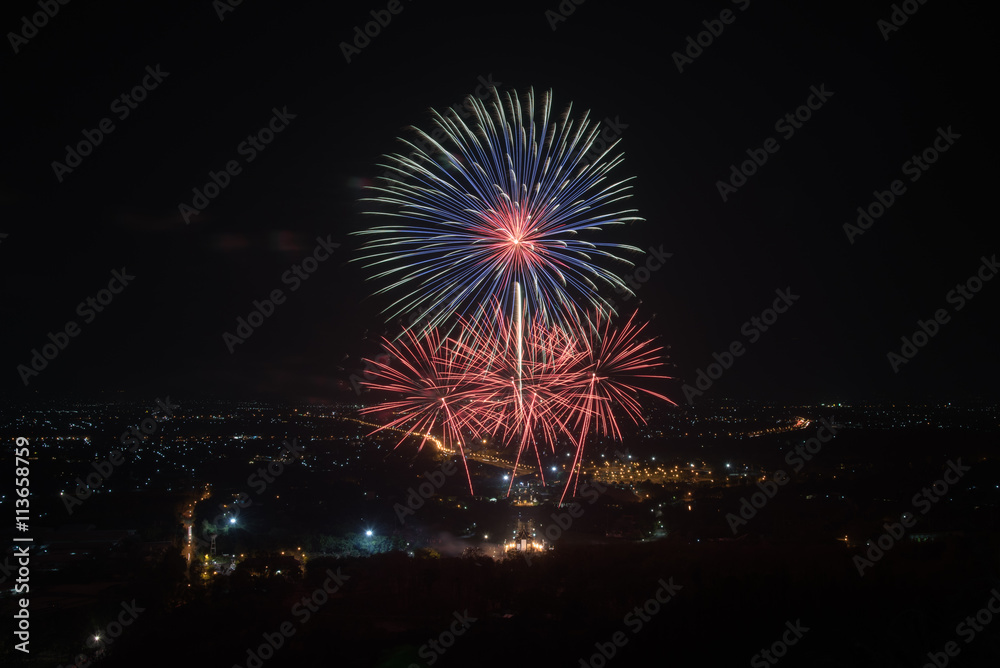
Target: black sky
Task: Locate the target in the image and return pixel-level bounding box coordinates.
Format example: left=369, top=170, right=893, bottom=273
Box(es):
left=1, top=0, right=995, bottom=404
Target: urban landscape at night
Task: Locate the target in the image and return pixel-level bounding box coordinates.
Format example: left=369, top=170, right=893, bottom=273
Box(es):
left=2, top=396, right=998, bottom=665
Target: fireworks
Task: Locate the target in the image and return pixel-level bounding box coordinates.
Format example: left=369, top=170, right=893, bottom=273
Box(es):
left=359, top=303, right=675, bottom=499
left=355, top=87, right=673, bottom=500
left=355, top=325, right=476, bottom=492
left=354, top=87, right=644, bottom=333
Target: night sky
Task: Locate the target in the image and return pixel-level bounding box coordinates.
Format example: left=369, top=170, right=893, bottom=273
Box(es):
left=1, top=0, right=995, bottom=403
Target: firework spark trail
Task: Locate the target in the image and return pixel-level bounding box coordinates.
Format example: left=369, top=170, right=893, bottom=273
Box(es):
left=579, top=311, right=675, bottom=424
left=515, top=281, right=523, bottom=404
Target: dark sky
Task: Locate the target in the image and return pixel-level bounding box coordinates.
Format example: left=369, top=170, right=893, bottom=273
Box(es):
left=1, top=0, right=995, bottom=404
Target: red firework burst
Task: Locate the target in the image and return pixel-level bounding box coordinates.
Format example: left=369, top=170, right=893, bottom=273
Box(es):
left=359, top=306, right=674, bottom=502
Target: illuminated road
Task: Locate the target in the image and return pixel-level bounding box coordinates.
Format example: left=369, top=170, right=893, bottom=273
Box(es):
left=339, top=414, right=814, bottom=481
left=340, top=415, right=536, bottom=474
left=181, top=485, right=211, bottom=566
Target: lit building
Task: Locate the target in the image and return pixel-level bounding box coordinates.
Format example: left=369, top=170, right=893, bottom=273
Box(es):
left=504, top=518, right=546, bottom=554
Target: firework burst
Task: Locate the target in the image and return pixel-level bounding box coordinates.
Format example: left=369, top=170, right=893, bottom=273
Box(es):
left=359, top=307, right=675, bottom=500
left=355, top=87, right=673, bottom=501
left=354, top=87, right=644, bottom=333
left=356, top=326, right=478, bottom=492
